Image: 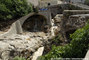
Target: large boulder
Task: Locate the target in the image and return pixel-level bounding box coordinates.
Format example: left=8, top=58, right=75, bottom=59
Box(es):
left=0, top=33, right=48, bottom=60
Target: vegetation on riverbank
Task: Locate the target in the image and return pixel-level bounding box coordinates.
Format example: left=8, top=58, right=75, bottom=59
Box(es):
left=38, top=22, right=89, bottom=60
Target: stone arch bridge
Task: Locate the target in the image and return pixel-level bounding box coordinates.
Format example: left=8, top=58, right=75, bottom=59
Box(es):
left=0, top=10, right=52, bottom=38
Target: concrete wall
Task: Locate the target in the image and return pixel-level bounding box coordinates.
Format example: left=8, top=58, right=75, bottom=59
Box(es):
left=61, top=10, right=89, bottom=42
left=0, top=10, right=51, bottom=38
left=63, top=10, right=89, bottom=32
left=65, top=14, right=89, bottom=32
left=63, top=10, right=89, bottom=18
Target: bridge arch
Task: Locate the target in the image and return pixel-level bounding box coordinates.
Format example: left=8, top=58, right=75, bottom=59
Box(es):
left=22, top=13, right=48, bottom=32
left=0, top=12, right=51, bottom=37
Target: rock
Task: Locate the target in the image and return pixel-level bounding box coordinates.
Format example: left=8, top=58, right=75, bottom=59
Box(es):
left=50, top=26, right=59, bottom=36
left=32, top=47, right=44, bottom=60
left=0, top=31, right=5, bottom=34
left=54, top=14, right=62, bottom=23
left=26, top=38, right=31, bottom=40
left=84, top=50, right=89, bottom=60
left=0, top=32, right=49, bottom=60
left=1, top=51, right=10, bottom=60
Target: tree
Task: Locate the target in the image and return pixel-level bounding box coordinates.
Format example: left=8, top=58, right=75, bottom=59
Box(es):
left=0, top=0, right=33, bottom=21
left=85, top=0, right=89, bottom=6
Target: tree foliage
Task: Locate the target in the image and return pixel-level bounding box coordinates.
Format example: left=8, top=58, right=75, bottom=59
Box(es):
left=0, top=0, right=33, bottom=20
left=13, top=56, right=30, bottom=60
left=38, top=23, right=89, bottom=60
left=14, top=56, right=26, bottom=60
left=85, top=0, right=89, bottom=6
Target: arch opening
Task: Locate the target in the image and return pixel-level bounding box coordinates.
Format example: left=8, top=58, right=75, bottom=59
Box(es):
left=22, top=14, right=48, bottom=32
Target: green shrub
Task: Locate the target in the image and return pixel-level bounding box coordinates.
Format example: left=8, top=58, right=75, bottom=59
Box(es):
left=13, top=56, right=30, bottom=60
left=85, top=0, right=89, bottom=6
left=0, top=0, right=33, bottom=21
left=38, top=23, right=89, bottom=60
left=13, top=56, right=26, bottom=60
left=51, top=34, right=62, bottom=46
